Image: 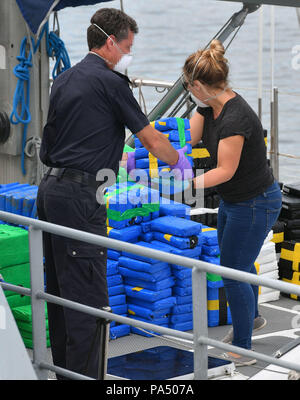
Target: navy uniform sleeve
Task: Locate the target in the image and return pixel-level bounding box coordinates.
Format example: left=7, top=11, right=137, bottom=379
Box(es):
left=219, top=115, right=252, bottom=141
left=109, top=81, right=149, bottom=134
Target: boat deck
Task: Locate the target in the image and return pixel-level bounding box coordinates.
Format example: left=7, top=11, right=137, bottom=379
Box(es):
left=29, top=295, right=300, bottom=380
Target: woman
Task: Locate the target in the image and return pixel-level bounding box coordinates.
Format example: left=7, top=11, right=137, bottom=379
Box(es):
left=183, top=40, right=282, bottom=366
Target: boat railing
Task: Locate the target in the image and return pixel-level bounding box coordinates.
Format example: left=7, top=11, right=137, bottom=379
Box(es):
left=1, top=210, right=300, bottom=380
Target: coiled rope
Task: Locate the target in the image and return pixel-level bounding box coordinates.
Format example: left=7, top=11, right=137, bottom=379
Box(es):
left=10, top=21, right=70, bottom=175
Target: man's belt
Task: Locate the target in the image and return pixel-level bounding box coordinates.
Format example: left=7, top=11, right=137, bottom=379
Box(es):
left=47, top=168, right=103, bottom=190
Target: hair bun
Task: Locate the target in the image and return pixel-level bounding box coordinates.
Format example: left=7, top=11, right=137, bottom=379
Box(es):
left=209, top=39, right=226, bottom=62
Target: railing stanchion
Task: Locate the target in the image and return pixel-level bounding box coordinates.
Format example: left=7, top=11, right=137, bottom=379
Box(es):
left=29, top=226, right=48, bottom=380
left=192, top=266, right=208, bottom=380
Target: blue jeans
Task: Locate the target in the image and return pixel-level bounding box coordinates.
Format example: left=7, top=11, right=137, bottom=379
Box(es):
left=217, top=181, right=282, bottom=349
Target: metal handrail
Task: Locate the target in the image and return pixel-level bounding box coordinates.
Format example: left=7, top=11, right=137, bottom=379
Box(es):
left=1, top=210, right=300, bottom=380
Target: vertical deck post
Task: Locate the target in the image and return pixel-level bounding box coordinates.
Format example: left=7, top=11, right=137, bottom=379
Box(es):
left=192, top=266, right=208, bottom=380
left=29, top=226, right=48, bottom=380
left=270, top=87, right=279, bottom=181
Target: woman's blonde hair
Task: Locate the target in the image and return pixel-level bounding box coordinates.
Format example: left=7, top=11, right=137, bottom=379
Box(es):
left=183, top=39, right=229, bottom=89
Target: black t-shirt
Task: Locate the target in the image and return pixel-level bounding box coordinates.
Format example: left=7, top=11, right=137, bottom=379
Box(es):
left=40, top=53, right=149, bottom=176
left=196, top=92, right=274, bottom=202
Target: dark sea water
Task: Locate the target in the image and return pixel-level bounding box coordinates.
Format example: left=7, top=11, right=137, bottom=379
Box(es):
left=57, top=0, right=300, bottom=184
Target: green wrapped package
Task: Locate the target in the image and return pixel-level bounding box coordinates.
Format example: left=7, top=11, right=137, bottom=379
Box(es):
left=1, top=263, right=31, bottom=297
left=12, top=303, right=48, bottom=322
left=6, top=294, right=31, bottom=309
left=0, top=225, right=29, bottom=269
left=12, top=304, right=51, bottom=348
left=18, top=326, right=50, bottom=340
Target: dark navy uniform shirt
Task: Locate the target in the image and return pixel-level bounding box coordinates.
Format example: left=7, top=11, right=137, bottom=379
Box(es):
left=40, top=53, right=149, bottom=176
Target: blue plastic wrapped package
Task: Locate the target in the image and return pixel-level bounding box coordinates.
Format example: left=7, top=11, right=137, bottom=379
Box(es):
left=169, top=320, right=193, bottom=331
left=207, top=285, right=232, bottom=327
left=173, top=285, right=192, bottom=296
left=169, top=312, right=193, bottom=324
left=9, top=190, right=36, bottom=215
left=107, top=225, right=141, bottom=243
left=200, top=254, right=220, bottom=265
left=202, top=244, right=220, bottom=256
left=107, top=274, right=123, bottom=287
left=118, top=256, right=169, bottom=274
left=109, top=294, right=126, bottom=307
left=136, top=158, right=167, bottom=169
left=140, top=232, right=154, bottom=242
left=107, top=249, right=120, bottom=260
left=107, top=259, right=119, bottom=276
left=0, top=184, right=31, bottom=211
left=150, top=216, right=202, bottom=238
left=125, top=286, right=172, bottom=302
left=135, top=142, right=192, bottom=160
left=5, top=186, right=37, bottom=213
left=150, top=240, right=202, bottom=259
left=0, top=182, right=20, bottom=193
left=123, top=277, right=175, bottom=292
left=30, top=199, right=37, bottom=219
left=104, top=184, right=139, bottom=229
left=135, top=129, right=191, bottom=147
left=151, top=117, right=190, bottom=132
left=162, top=129, right=191, bottom=142
left=159, top=200, right=191, bottom=219
left=105, top=183, right=160, bottom=229
left=128, top=303, right=171, bottom=320
left=176, top=294, right=193, bottom=305
left=202, top=225, right=218, bottom=246
left=122, top=241, right=173, bottom=264
left=171, top=303, right=193, bottom=314
left=131, top=314, right=169, bottom=326
left=111, top=304, right=127, bottom=315
left=110, top=324, right=130, bottom=340
left=108, top=284, right=125, bottom=296
left=22, top=192, right=39, bottom=217
left=129, top=297, right=176, bottom=311
left=174, top=276, right=192, bottom=288
left=134, top=136, right=144, bottom=149
left=172, top=267, right=192, bottom=280
left=153, top=231, right=203, bottom=250
left=119, top=266, right=171, bottom=282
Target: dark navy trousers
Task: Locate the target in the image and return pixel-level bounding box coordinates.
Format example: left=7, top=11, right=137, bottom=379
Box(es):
left=37, top=175, right=109, bottom=379
left=217, top=180, right=282, bottom=349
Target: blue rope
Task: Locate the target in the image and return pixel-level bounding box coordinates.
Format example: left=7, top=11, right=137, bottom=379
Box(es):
left=10, top=37, right=32, bottom=175
left=46, top=29, right=71, bottom=80
left=10, top=22, right=71, bottom=175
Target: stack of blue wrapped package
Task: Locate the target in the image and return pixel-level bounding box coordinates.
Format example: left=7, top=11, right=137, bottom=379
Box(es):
left=200, top=225, right=220, bottom=265
left=200, top=225, right=232, bottom=327
left=120, top=240, right=177, bottom=337
left=148, top=216, right=203, bottom=331
left=104, top=182, right=160, bottom=229
left=0, top=182, right=38, bottom=225
left=131, top=117, right=193, bottom=185
left=107, top=258, right=131, bottom=339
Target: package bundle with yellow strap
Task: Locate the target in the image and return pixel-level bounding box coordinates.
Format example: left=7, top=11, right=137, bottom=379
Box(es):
left=132, top=118, right=193, bottom=192
left=279, top=241, right=300, bottom=301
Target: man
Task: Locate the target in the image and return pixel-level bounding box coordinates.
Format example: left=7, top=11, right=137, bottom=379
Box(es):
left=37, top=8, right=192, bottom=379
